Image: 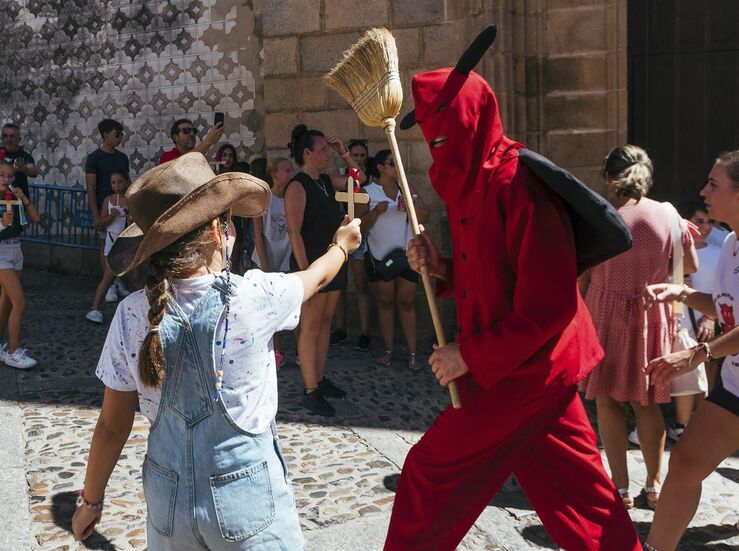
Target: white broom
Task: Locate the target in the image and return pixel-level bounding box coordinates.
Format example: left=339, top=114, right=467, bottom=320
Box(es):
left=325, top=28, right=461, bottom=409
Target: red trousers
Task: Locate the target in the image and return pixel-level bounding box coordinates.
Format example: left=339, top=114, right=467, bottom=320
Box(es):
left=385, top=383, right=642, bottom=551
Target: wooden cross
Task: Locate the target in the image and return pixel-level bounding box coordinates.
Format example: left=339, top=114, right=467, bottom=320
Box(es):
left=0, top=190, right=20, bottom=217
left=334, top=168, right=369, bottom=219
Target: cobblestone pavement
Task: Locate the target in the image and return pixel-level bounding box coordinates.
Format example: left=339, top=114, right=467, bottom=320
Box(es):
left=1, top=269, right=737, bottom=550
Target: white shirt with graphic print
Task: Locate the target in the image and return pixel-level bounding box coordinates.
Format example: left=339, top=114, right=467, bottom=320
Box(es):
left=96, top=270, right=303, bottom=434
left=713, top=232, right=739, bottom=398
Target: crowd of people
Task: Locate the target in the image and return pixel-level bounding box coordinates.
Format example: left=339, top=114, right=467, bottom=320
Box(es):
left=1, top=109, right=736, bottom=550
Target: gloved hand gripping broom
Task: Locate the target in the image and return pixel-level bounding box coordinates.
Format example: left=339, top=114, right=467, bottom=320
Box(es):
left=324, top=28, right=461, bottom=409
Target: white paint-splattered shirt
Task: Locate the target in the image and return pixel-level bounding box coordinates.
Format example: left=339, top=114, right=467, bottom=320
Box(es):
left=96, top=270, right=303, bottom=434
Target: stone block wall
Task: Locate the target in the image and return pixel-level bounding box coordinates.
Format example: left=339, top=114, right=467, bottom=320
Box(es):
left=0, top=0, right=263, bottom=186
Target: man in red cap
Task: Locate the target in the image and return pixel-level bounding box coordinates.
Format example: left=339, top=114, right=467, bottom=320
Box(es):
left=384, top=27, right=642, bottom=551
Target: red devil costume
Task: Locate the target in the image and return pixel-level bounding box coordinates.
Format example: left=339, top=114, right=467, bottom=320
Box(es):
left=384, top=27, right=642, bottom=551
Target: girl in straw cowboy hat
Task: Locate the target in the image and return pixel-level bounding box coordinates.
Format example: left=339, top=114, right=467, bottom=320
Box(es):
left=71, top=152, right=361, bottom=549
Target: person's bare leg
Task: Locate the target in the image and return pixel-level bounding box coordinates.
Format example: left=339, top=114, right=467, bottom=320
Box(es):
left=351, top=260, right=371, bottom=335
left=374, top=280, right=395, bottom=362
left=91, top=265, right=116, bottom=310
left=673, top=393, right=702, bottom=426
left=0, top=287, right=11, bottom=339
left=334, top=290, right=346, bottom=332
left=317, top=290, right=341, bottom=381
left=0, top=269, right=26, bottom=352
left=632, top=401, right=666, bottom=495
left=595, top=394, right=630, bottom=491
left=297, top=294, right=328, bottom=392
left=395, top=277, right=417, bottom=355
left=646, top=400, right=739, bottom=550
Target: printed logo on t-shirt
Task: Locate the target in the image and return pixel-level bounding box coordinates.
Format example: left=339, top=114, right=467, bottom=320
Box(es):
left=716, top=293, right=736, bottom=331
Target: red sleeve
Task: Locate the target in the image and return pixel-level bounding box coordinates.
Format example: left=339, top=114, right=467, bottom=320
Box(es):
left=435, top=257, right=455, bottom=298
left=459, top=178, right=579, bottom=389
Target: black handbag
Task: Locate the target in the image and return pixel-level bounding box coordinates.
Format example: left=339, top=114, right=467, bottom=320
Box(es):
left=366, top=247, right=410, bottom=281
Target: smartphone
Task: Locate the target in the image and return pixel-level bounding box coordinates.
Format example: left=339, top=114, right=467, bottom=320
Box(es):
left=214, top=112, right=225, bottom=128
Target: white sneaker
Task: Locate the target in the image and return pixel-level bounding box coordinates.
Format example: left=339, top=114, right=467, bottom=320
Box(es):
left=105, top=284, right=118, bottom=303
left=114, top=278, right=130, bottom=298
left=85, top=309, right=104, bottom=324
left=0, top=342, right=7, bottom=362
left=628, top=429, right=640, bottom=447
left=5, top=348, right=37, bottom=369
left=667, top=424, right=686, bottom=442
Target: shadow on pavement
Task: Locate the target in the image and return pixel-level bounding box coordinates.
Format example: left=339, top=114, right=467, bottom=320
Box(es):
left=51, top=491, right=116, bottom=550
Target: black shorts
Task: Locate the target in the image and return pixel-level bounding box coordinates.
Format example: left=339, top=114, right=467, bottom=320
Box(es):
left=706, top=378, right=739, bottom=417
left=289, top=256, right=347, bottom=293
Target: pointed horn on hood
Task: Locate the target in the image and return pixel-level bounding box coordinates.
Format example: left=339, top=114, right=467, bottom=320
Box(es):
left=399, top=25, right=497, bottom=130
left=455, top=25, right=497, bottom=75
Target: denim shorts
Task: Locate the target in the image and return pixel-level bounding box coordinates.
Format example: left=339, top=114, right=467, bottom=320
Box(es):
left=0, top=241, right=23, bottom=270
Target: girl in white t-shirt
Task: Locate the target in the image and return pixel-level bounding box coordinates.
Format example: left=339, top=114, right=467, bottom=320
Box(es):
left=252, top=157, right=295, bottom=367
left=358, top=149, right=429, bottom=370
left=644, top=150, right=739, bottom=550
left=71, top=153, right=361, bottom=549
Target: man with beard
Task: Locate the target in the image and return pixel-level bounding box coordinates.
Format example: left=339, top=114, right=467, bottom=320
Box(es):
left=159, top=118, right=223, bottom=164
left=383, top=27, right=642, bottom=551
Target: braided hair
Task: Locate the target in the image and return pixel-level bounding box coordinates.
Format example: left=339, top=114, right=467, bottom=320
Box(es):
left=138, top=213, right=229, bottom=387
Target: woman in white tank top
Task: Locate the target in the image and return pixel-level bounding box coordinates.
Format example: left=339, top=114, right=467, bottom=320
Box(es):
left=357, top=149, right=429, bottom=370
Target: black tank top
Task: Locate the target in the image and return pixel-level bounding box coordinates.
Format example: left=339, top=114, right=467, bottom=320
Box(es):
left=288, top=172, right=344, bottom=270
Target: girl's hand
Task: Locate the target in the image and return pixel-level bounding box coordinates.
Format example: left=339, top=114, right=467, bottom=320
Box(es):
left=373, top=201, right=389, bottom=215
left=72, top=506, right=102, bottom=541
left=645, top=348, right=698, bottom=386
left=333, top=216, right=362, bottom=254
left=696, top=316, right=715, bottom=342
left=644, top=283, right=685, bottom=308
left=326, top=135, right=347, bottom=156
left=1, top=210, right=13, bottom=226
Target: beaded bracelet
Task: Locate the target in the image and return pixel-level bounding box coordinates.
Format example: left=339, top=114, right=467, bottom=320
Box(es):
left=77, top=489, right=104, bottom=512
left=327, top=242, right=348, bottom=262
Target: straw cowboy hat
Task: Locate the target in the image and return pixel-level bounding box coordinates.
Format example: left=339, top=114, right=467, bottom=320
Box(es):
left=108, top=152, right=270, bottom=276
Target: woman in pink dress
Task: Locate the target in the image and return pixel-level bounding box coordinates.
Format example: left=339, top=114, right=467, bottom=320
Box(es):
left=579, top=145, right=697, bottom=510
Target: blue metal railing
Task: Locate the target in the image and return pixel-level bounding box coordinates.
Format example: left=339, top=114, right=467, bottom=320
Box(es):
left=22, top=183, right=98, bottom=250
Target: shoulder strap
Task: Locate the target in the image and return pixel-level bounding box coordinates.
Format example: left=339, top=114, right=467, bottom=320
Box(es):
left=667, top=203, right=684, bottom=317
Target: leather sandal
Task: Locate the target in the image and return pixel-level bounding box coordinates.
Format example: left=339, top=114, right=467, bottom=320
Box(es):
left=618, top=487, right=634, bottom=510
left=407, top=353, right=422, bottom=371
left=641, top=484, right=660, bottom=510
left=375, top=350, right=392, bottom=366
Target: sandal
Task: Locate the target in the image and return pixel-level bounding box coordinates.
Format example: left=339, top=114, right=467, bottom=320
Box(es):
left=407, top=353, right=422, bottom=371
left=618, top=487, right=634, bottom=510
left=641, top=485, right=660, bottom=510
left=375, top=350, right=392, bottom=367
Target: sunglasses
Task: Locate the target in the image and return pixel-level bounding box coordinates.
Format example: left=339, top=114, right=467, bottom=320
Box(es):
left=178, top=127, right=197, bottom=135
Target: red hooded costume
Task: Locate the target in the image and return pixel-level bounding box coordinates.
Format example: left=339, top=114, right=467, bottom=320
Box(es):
left=384, top=60, right=642, bottom=550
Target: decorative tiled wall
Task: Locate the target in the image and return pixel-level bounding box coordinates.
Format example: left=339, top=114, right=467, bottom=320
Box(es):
left=0, top=0, right=263, bottom=186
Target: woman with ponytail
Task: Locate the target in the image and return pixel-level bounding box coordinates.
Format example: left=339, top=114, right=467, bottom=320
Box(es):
left=579, top=145, right=698, bottom=511
left=284, top=124, right=366, bottom=417
left=71, top=153, right=361, bottom=549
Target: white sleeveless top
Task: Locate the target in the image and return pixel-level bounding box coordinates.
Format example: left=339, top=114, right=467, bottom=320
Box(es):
left=252, top=193, right=291, bottom=272
left=365, top=182, right=413, bottom=259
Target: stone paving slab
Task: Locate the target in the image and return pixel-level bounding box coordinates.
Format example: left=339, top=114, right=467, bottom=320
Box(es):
left=2, top=269, right=738, bottom=550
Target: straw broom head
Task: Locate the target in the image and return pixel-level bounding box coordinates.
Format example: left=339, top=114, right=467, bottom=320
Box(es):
left=324, top=27, right=402, bottom=128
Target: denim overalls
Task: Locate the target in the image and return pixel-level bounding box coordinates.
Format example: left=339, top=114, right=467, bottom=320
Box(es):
left=143, top=279, right=303, bottom=550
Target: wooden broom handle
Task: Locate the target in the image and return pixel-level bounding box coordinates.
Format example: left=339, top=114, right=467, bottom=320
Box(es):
left=383, top=119, right=461, bottom=409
